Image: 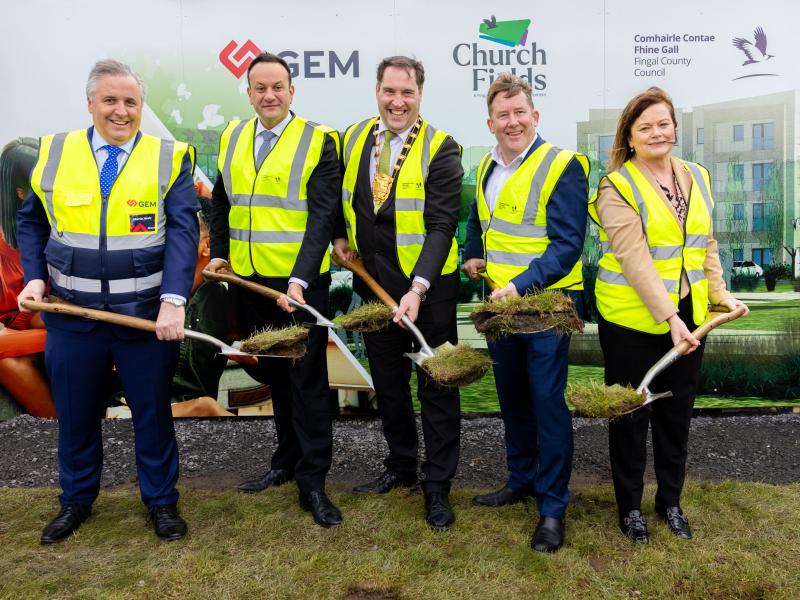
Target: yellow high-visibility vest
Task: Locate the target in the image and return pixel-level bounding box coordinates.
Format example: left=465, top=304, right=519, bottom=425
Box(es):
left=476, top=143, right=589, bottom=290
left=29, top=129, right=192, bottom=307
left=341, top=116, right=459, bottom=278
left=218, top=115, right=339, bottom=277
left=588, top=159, right=713, bottom=334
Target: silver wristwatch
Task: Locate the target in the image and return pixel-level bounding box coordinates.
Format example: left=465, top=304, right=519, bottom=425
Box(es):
left=161, top=297, right=186, bottom=307
left=408, top=285, right=427, bottom=302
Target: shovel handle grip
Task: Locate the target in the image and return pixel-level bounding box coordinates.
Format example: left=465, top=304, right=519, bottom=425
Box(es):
left=478, top=271, right=501, bottom=291
left=20, top=299, right=157, bottom=333
left=674, top=304, right=747, bottom=356
left=202, top=270, right=283, bottom=301
left=330, top=254, right=399, bottom=309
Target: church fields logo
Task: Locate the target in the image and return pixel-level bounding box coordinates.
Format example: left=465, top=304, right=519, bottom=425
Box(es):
left=731, top=26, right=778, bottom=80
left=453, top=15, right=547, bottom=94
left=218, top=39, right=360, bottom=80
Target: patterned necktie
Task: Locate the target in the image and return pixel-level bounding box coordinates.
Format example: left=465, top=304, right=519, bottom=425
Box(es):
left=99, top=145, right=122, bottom=197
left=255, top=130, right=277, bottom=169
left=378, top=131, right=396, bottom=176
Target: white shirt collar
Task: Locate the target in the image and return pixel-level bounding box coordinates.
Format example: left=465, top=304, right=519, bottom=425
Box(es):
left=490, top=133, right=539, bottom=168
left=255, top=111, right=293, bottom=138
left=91, top=129, right=136, bottom=155
left=377, top=119, right=412, bottom=141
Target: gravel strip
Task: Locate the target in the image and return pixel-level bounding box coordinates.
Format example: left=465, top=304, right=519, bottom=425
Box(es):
left=0, top=414, right=798, bottom=490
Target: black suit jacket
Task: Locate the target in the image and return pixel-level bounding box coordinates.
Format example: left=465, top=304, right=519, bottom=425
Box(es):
left=210, top=116, right=341, bottom=292
left=336, top=126, right=463, bottom=304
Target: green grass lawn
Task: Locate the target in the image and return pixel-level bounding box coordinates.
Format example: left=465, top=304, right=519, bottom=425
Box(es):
left=2, top=483, right=799, bottom=599
left=715, top=299, right=800, bottom=331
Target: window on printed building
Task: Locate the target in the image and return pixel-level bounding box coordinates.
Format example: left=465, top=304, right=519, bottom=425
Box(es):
left=752, top=247, right=772, bottom=267
left=598, top=135, right=614, bottom=164
left=752, top=203, right=765, bottom=231
left=697, top=128, right=704, bottom=144
left=733, top=203, right=745, bottom=220
left=732, top=164, right=743, bottom=182
left=752, top=162, right=773, bottom=191
left=733, top=124, right=744, bottom=142
left=753, top=122, right=774, bottom=151
left=733, top=248, right=744, bottom=262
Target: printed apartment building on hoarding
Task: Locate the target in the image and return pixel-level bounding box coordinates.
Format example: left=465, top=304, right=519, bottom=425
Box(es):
left=577, top=90, right=800, bottom=277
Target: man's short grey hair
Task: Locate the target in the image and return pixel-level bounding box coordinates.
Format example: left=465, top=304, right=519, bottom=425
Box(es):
left=86, top=59, right=146, bottom=100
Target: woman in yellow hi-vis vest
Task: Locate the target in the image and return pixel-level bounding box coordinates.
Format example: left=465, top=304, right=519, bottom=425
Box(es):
left=589, top=87, right=748, bottom=545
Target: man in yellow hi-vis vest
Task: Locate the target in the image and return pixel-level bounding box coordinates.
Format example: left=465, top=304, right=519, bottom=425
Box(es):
left=17, top=59, right=199, bottom=543
left=206, top=52, right=342, bottom=528
left=333, top=56, right=463, bottom=531
left=463, top=73, right=589, bottom=553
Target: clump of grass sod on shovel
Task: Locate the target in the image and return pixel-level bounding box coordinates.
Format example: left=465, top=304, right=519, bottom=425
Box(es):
left=470, top=290, right=584, bottom=342
left=420, top=344, right=493, bottom=388
left=567, top=381, right=644, bottom=419
left=335, top=302, right=395, bottom=332
left=239, top=325, right=309, bottom=359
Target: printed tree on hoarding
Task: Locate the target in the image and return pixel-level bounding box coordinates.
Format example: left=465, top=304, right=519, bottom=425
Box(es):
left=723, top=159, right=747, bottom=264
left=761, top=160, right=784, bottom=265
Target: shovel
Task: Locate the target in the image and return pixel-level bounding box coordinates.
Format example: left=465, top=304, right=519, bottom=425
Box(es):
left=631, top=304, right=748, bottom=411
left=20, top=299, right=265, bottom=362
left=330, top=253, right=447, bottom=367
left=202, top=270, right=336, bottom=328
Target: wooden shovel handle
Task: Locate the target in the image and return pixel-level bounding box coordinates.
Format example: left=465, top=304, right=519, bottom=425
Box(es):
left=202, top=270, right=283, bottom=301
left=20, top=299, right=157, bottom=333
left=675, top=304, right=747, bottom=356
left=330, top=254, right=399, bottom=309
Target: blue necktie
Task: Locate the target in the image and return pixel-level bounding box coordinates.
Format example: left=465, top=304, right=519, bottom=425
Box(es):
left=255, top=130, right=277, bottom=169
left=99, top=145, right=122, bottom=197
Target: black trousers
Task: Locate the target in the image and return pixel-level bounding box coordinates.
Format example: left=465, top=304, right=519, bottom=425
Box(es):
left=362, top=297, right=461, bottom=492
left=236, top=284, right=332, bottom=494
left=598, top=295, right=705, bottom=520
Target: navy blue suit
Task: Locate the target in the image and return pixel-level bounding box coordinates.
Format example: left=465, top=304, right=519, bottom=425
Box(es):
left=17, top=128, right=198, bottom=509
left=465, top=136, right=587, bottom=518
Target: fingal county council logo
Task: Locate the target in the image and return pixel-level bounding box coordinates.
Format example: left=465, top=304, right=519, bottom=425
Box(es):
left=731, top=26, right=778, bottom=80
left=479, top=15, right=531, bottom=47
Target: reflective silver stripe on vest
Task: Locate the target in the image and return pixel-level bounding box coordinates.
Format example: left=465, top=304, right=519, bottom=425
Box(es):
left=395, top=198, right=425, bottom=212
left=50, top=231, right=97, bottom=249
left=686, top=268, right=706, bottom=285
left=286, top=122, right=316, bottom=201
left=48, top=265, right=102, bottom=293
left=231, top=193, right=307, bottom=211
left=486, top=250, right=540, bottom=266
left=108, top=271, right=163, bottom=294
left=397, top=233, right=426, bottom=245
left=344, top=119, right=373, bottom=165
left=231, top=229, right=305, bottom=243
left=617, top=165, right=649, bottom=237
left=650, top=245, right=683, bottom=260
left=684, top=162, right=713, bottom=216
left=420, top=124, right=437, bottom=182
left=685, top=233, right=708, bottom=249
left=41, top=132, right=68, bottom=235
left=342, top=188, right=352, bottom=203
left=221, top=121, right=248, bottom=197
left=479, top=219, right=489, bottom=232
left=597, top=267, right=629, bottom=286
left=598, top=266, right=678, bottom=294
left=486, top=146, right=559, bottom=239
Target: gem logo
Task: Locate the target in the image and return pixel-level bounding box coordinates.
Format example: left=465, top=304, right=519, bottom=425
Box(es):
left=731, top=26, right=778, bottom=80
left=127, top=199, right=138, bottom=207
left=219, top=39, right=261, bottom=78
left=479, top=15, right=531, bottom=47
left=452, top=16, right=547, bottom=93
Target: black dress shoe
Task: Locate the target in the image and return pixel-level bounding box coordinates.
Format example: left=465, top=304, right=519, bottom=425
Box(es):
left=40, top=504, right=91, bottom=544
left=659, top=506, right=692, bottom=540
left=299, top=490, right=343, bottom=528
left=237, top=468, right=293, bottom=493
left=149, top=504, right=188, bottom=541
left=473, top=486, right=528, bottom=507
left=424, top=491, right=455, bottom=531
left=352, top=470, right=417, bottom=494
left=620, top=509, right=649, bottom=544
left=531, top=516, right=564, bottom=553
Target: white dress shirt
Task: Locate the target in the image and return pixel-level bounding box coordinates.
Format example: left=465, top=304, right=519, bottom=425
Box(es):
left=484, top=134, right=539, bottom=213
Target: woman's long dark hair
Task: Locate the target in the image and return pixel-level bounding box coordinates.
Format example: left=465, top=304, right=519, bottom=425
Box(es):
left=609, top=87, right=677, bottom=172
left=0, top=137, right=39, bottom=248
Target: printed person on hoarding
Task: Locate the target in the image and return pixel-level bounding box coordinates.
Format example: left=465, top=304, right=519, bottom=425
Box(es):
left=16, top=59, right=199, bottom=543
left=205, top=52, right=343, bottom=528
left=332, top=56, right=464, bottom=531
left=462, top=72, right=589, bottom=553
left=589, top=86, right=748, bottom=544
